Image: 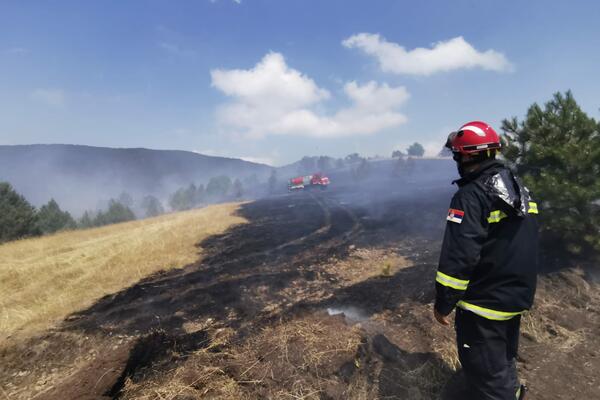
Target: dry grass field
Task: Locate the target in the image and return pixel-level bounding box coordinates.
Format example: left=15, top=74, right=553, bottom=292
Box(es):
left=0, top=203, right=246, bottom=342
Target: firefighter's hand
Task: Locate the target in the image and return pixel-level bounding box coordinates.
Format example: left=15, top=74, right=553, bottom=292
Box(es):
left=434, top=307, right=451, bottom=326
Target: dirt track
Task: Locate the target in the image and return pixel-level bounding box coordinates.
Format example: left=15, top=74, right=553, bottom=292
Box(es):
left=2, top=178, right=599, bottom=399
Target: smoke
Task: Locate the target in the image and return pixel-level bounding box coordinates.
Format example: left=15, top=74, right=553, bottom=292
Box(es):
left=0, top=145, right=273, bottom=217
left=0, top=145, right=457, bottom=234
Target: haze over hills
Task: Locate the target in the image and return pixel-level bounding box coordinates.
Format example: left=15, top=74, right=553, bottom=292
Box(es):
left=0, top=144, right=274, bottom=215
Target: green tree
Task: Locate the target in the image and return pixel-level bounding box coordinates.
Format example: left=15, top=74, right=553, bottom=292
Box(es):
left=141, top=195, right=164, bottom=218
left=78, top=211, right=95, bottom=228
left=94, top=200, right=136, bottom=226
left=206, top=176, right=232, bottom=199
left=36, top=199, right=76, bottom=234
left=169, top=186, right=194, bottom=211
left=501, top=91, right=600, bottom=255
left=392, top=150, right=405, bottom=159
left=407, top=142, right=425, bottom=157
left=0, top=182, right=40, bottom=243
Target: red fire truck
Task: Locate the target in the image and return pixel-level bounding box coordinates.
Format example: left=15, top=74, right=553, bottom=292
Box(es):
left=288, top=173, right=330, bottom=191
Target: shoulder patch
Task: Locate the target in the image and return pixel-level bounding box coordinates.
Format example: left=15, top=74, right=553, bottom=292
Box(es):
left=447, top=208, right=464, bottom=224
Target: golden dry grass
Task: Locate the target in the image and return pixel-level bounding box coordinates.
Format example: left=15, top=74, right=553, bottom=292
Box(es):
left=0, top=203, right=246, bottom=341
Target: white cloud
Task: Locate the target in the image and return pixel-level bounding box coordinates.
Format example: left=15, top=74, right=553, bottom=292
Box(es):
left=212, top=52, right=329, bottom=109
left=211, top=52, right=409, bottom=139
left=342, top=33, right=513, bottom=76
left=31, top=89, right=66, bottom=107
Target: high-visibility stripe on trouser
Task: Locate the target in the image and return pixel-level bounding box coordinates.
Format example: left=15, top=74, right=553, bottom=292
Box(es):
left=457, top=300, right=524, bottom=321
left=436, top=271, right=469, bottom=290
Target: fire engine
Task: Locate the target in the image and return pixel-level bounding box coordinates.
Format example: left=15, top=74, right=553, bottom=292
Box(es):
left=288, top=173, right=330, bottom=191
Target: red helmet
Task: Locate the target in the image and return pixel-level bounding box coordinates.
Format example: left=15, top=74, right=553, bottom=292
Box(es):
left=447, top=121, right=501, bottom=155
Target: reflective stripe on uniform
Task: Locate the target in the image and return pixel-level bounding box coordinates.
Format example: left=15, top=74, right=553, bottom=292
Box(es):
left=487, top=210, right=508, bottom=223
left=528, top=201, right=538, bottom=214
left=436, top=271, right=469, bottom=290
left=457, top=300, right=524, bottom=321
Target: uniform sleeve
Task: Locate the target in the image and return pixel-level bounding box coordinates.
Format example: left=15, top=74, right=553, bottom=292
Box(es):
left=435, top=190, right=488, bottom=316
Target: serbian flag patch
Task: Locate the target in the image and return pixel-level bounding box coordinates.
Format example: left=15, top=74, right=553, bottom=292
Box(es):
left=447, top=208, right=464, bottom=224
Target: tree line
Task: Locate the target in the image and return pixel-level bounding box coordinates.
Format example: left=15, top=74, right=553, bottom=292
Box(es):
left=295, top=143, right=426, bottom=176
left=0, top=173, right=264, bottom=244
left=0, top=184, right=141, bottom=243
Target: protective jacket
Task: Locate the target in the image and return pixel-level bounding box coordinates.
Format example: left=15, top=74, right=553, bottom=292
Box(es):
left=435, top=160, right=539, bottom=320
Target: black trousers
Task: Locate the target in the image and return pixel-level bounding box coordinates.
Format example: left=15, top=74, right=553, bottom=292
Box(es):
left=455, top=308, right=521, bottom=400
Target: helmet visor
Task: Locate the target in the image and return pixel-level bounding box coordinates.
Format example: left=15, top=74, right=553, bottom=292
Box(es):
left=445, top=131, right=457, bottom=150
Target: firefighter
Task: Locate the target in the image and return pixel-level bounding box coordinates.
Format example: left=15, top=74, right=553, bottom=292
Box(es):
left=433, top=121, right=538, bottom=400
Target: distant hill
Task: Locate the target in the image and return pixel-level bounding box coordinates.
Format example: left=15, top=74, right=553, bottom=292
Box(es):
left=0, top=144, right=273, bottom=215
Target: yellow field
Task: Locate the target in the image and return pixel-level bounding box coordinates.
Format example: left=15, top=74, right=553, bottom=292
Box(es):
left=0, top=203, right=246, bottom=341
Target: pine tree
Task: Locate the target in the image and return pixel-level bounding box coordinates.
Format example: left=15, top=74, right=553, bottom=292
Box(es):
left=36, top=199, right=76, bottom=234
left=501, top=91, right=600, bottom=255
left=206, top=176, right=232, bottom=200
left=141, top=195, right=164, bottom=218
left=169, top=187, right=193, bottom=211
left=78, top=211, right=95, bottom=228
left=94, top=200, right=136, bottom=226
left=0, top=182, right=40, bottom=242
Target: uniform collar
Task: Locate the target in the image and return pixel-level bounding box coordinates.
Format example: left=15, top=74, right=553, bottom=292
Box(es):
left=452, top=159, right=505, bottom=186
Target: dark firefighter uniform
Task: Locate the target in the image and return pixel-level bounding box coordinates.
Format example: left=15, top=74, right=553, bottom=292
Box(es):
left=435, top=159, right=539, bottom=400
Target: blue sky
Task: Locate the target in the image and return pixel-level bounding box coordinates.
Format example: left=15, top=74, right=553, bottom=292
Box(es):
left=1, top=0, right=599, bottom=166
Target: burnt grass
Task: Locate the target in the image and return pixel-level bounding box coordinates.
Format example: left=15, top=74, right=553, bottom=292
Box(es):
left=2, top=162, right=599, bottom=400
